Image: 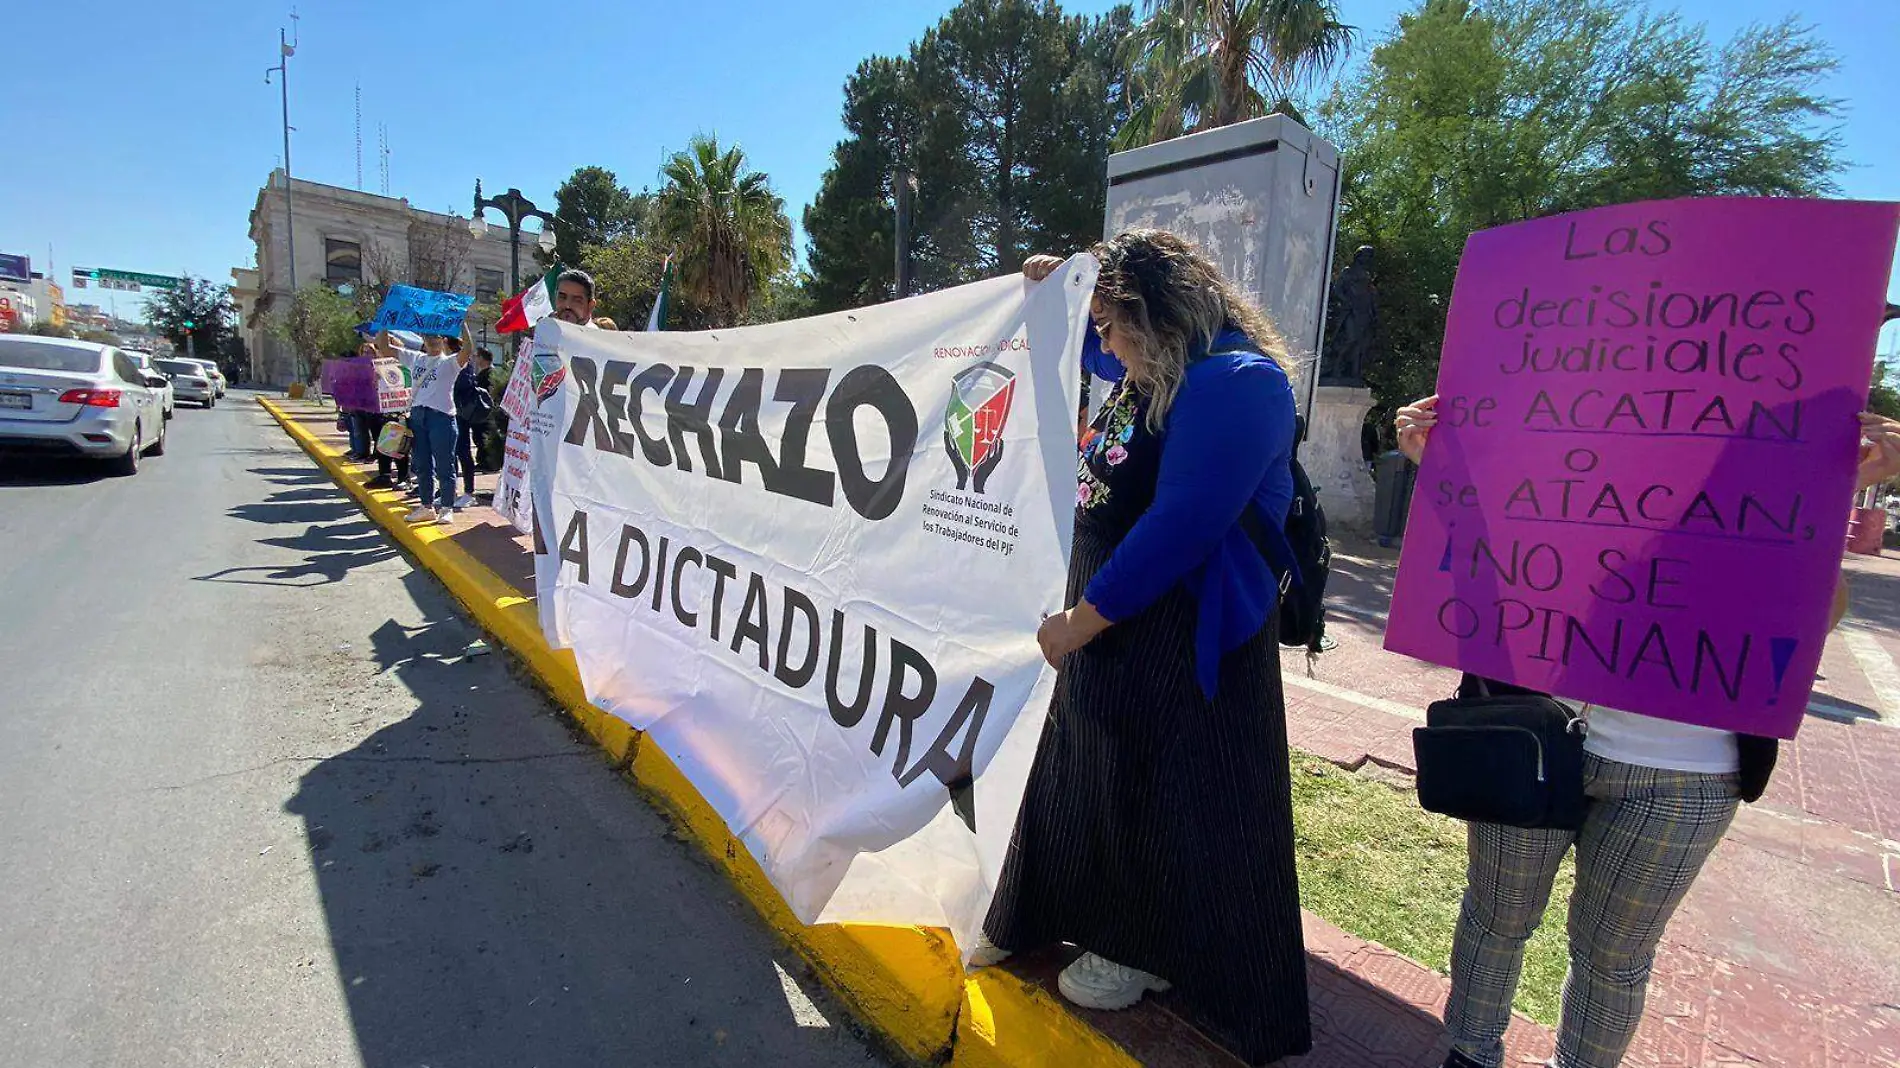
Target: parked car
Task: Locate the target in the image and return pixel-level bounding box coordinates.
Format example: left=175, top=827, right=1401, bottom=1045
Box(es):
left=124, top=352, right=174, bottom=420
left=155, top=358, right=216, bottom=408
left=0, top=335, right=167, bottom=474
left=181, top=357, right=227, bottom=397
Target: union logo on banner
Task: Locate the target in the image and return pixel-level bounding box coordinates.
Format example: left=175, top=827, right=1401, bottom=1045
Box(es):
left=531, top=350, right=566, bottom=402
left=943, top=362, right=1016, bottom=494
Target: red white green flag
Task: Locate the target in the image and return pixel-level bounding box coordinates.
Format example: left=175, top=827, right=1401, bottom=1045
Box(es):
left=496, top=266, right=560, bottom=334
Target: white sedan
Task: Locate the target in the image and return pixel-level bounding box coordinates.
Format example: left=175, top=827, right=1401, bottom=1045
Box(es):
left=125, top=351, right=175, bottom=420
left=0, top=335, right=167, bottom=474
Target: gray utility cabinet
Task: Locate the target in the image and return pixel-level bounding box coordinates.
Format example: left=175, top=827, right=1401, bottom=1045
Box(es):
left=1102, top=114, right=1343, bottom=423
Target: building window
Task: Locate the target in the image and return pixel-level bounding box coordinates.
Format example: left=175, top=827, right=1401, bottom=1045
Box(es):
left=324, top=239, right=362, bottom=288
left=475, top=268, right=504, bottom=302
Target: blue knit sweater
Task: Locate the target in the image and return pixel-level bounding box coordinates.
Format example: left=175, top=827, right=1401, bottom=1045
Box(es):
left=1079, top=326, right=1299, bottom=698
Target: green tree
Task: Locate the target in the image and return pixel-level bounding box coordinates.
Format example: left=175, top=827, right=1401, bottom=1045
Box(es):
left=1117, top=0, right=1355, bottom=149
left=1318, top=0, right=1844, bottom=433
left=267, top=284, right=359, bottom=382
left=802, top=0, right=1133, bottom=312
left=651, top=135, right=793, bottom=327
left=146, top=277, right=238, bottom=365
left=552, top=166, right=647, bottom=269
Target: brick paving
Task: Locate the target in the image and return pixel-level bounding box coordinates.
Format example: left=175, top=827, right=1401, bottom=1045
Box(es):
left=278, top=397, right=1900, bottom=1065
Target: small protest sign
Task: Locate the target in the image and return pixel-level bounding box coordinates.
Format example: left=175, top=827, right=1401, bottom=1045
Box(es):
left=1385, top=197, right=1900, bottom=738
left=319, top=357, right=378, bottom=410
left=372, top=358, right=411, bottom=413
left=368, top=284, right=473, bottom=336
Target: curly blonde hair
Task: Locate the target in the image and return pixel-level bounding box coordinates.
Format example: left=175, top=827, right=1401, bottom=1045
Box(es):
left=1092, top=228, right=1291, bottom=431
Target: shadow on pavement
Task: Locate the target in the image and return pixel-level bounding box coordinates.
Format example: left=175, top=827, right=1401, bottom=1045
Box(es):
left=227, top=500, right=361, bottom=526
left=0, top=456, right=114, bottom=487
left=197, top=517, right=398, bottom=588
left=284, top=569, right=878, bottom=1068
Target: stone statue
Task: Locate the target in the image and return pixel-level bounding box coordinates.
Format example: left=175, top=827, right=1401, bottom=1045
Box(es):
left=1320, top=245, right=1377, bottom=386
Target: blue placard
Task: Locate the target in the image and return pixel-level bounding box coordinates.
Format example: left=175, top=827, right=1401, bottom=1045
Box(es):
left=367, top=284, right=473, bottom=337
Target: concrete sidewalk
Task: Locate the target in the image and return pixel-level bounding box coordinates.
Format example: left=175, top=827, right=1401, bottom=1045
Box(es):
left=264, top=397, right=1560, bottom=1067
left=1283, top=540, right=1900, bottom=1067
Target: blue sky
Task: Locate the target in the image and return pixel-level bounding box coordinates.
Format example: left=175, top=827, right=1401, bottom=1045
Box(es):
left=5, top=0, right=1896, bottom=349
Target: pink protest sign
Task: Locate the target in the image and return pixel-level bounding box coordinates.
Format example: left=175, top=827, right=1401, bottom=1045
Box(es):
left=1385, top=197, right=1900, bottom=738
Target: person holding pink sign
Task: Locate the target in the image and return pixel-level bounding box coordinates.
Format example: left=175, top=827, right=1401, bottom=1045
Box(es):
left=1396, top=395, right=1900, bottom=1068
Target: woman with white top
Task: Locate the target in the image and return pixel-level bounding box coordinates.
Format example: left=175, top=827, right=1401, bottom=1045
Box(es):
left=1395, top=395, right=1900, bottom=1068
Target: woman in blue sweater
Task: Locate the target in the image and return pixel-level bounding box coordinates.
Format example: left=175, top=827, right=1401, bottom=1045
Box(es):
left=979, top=230, right=1312, bottom=1064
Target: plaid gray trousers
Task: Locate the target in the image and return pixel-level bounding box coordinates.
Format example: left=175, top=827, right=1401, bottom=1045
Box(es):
left=1443, top=752, right=1740, bottom=1068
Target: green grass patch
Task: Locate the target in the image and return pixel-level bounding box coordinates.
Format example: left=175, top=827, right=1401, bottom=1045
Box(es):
left=1289, top=752, right=1574, bottom=1025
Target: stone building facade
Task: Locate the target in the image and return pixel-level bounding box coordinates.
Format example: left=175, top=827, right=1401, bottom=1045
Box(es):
left=242, top=170, right=527, bottom=384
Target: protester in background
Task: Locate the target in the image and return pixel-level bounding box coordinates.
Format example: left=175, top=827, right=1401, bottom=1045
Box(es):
left=339, top=343, right=375, bottom=461
left=363, top=407, right=410, bottom=490
left=554, top=269, right=597, bottom=326
left=376, top=326, right=470, bottom=524
left=593, top=316, right=618, bottom=330
left=980, top=232, right=1311, bottom=1065
left=453, top=348, right=496, bottom=508
left=1395, top=396, right=1900, bottom=1068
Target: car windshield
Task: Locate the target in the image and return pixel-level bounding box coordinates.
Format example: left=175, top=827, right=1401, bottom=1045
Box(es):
left=155, top=359, right=201, bottom=376
left=0, top=340, right=103, bottom=374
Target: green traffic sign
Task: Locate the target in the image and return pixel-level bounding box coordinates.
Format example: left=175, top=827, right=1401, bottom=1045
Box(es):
left=72, top=267, right=183, bottom=290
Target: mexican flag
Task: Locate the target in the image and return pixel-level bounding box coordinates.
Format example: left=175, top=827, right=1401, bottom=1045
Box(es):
left=646, top=255, right=673, bottom=332
left=497, top=266, right=560, bottom=334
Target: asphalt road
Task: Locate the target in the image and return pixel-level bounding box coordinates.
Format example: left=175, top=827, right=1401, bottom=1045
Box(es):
left=0, top=392, right=884, bottom=1068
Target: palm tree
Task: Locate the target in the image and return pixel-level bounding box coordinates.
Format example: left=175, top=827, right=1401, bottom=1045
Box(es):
left=653, top=135, right=793, bottom=326
left=1117, top=0, right=1356, bottom=149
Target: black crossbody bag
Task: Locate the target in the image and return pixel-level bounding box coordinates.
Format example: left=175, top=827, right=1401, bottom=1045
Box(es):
left=1412, top=679, right=1588, bottom=830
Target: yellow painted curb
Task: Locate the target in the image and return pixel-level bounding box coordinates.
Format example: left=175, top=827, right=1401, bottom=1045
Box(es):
left=258, top=397, right=1136, bottom=1067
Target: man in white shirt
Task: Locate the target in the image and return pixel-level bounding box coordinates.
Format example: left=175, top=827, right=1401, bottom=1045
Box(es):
left=376, top=325, right=471, bottom=523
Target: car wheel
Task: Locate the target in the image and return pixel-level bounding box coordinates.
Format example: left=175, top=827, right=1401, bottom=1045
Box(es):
left=147, top=416, right=167, bottom=456
left=111, top=424, right=141, bottom=476
left=164, top=404, right=174, bottom=421
left=202, top=398, right=213, bottom=409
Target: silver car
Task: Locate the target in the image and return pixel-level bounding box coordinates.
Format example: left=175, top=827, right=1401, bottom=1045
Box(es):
left=125, top=351, right=174, bottom=420
left=181, top=357, right=227, bottom=397
left=0, top=335, right=168, bottom=474
left=156, top=357, right=217, bottom=408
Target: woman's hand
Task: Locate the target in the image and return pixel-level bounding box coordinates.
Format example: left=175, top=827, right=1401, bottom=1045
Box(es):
left=1395, top=395, right=1438, bottom=464
left=1036, top=601, right=1110, bottom=666
left=1023, top=254, right=1064, bottom=282
left=1857, top=412, right=1900, bottom=491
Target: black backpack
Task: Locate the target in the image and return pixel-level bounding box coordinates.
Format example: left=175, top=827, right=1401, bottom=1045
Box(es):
left=1240, top=415, right=1331, bottom=655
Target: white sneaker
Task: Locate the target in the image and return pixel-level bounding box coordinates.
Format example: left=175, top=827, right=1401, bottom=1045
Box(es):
left=405, top=506, right=438, bottom=523
left=436, top=508, right=457, bottom=524
left=1056, top=952, right=1171, bottom=1011
left=454, top=494, right=476, bottom=510
left=966, top=933, right=1013, bottom=968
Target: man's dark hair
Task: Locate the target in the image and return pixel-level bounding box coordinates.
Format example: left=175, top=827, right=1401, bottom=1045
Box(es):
left=558, top=268, right=596, bottom=301
left=444, top=334, right=464, bottom=354
left=475, top=347, right=495, bottom=364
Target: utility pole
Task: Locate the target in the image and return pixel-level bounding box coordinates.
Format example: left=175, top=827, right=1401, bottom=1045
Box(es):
left=266, top=16, right=299, bottom=293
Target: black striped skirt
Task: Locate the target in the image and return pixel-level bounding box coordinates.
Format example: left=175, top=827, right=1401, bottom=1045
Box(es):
left=984, top=527, right=1312, bottom=1064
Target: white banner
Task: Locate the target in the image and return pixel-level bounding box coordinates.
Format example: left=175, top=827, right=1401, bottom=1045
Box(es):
left=490, top=341, right=538, bottom=535
left=524, top=258, right=1096, bottom=946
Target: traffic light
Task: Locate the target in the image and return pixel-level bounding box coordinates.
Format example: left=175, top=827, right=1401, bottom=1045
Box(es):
left=183, top=319, right=195, bottom=330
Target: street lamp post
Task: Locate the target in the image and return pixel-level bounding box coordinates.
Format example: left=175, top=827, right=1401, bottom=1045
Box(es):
left=470, top=181, right=557, bottom=291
